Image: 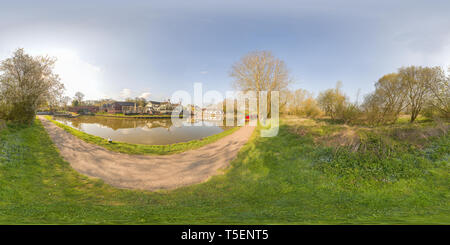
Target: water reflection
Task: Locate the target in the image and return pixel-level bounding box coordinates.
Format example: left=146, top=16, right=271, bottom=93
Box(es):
left=54, top=116, right=230, bottom=145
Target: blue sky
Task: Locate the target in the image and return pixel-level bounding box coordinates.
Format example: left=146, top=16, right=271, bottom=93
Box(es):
left=1, top=0, right=449, bottom=102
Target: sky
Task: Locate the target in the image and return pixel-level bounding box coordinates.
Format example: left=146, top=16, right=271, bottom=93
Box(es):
left=0, top=0, right=449, bottom=103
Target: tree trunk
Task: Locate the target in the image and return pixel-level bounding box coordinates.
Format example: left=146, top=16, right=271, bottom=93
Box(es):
left=410, top=110, right=418, bottom=123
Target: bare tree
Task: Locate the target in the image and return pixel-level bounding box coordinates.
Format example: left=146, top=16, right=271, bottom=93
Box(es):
left=376, top=73, right=408, bottom=121
left=0, top=48, right=64, bottom=124
left=425, top=67, right=450, bottom=119
left=230, top=51, right=292, bottom=115
left=399, top=66, right=440, bottom=122
left=291, top=89, right=310, bottom=115
left=74, top=91, right=85, bottom=105
left=362, top=73, right=408, bottom=124
left=279, top=90, right=292, bottom=114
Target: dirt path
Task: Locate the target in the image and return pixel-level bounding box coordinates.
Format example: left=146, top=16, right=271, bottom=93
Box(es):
left=38, top=116, right=254, bottom=191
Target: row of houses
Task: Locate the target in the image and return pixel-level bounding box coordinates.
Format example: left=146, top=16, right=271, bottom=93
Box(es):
left=69, top=100, right=181, bottom=115
left=67, top=100, right=224, bottom=119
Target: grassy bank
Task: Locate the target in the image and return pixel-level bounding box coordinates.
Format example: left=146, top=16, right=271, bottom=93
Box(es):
left=0, top=117, right=448, bottom=224
left=44, top=116, right=239, bottom=155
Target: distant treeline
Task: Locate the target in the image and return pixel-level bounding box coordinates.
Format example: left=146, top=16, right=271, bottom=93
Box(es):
left=280, top=66, right=449, bottom=124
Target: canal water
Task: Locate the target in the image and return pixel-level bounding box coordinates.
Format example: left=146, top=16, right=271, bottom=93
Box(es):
left=53, top=116, right=229, bottom=145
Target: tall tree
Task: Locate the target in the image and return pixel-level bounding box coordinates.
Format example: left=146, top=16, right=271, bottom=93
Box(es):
left=74, top=91, right=85, bottom=105
left=425, top=67, right=450, bottom=118
left=0, top=48, right=64, bottom=123
left=374, top=73, right=408, bottom=122
left=134, top=97, right=147, bottom=107
left=230, top=51, right=292, bottom=115
left=399, top=66, right=439, bottom=122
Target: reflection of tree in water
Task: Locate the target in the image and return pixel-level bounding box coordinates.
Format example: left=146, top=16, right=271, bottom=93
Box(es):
left=57, top=116, right=173, bottom=131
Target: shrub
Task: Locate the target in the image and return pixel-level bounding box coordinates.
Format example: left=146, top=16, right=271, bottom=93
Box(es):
left=340, top=103, right=362, bottom=124
left=300, top=98, right=322, bottom=118
left=317, top=82, right=347, bottom=119
left=0, top=49, right=64, bottom=124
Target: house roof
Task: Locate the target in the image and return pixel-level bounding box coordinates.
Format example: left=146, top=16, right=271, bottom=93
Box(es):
left=147, top=100, right=162, bottom=105
left=114, top=102, right=136, bottom=106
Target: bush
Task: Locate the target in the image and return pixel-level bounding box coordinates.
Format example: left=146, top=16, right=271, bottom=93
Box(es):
left=317, top=82, right=347, bottom=119
left=300, top=98, right=322, bottom=118
left=422, top=102, right=450, bottom=120
left=340, top=103, right=362, bottom=124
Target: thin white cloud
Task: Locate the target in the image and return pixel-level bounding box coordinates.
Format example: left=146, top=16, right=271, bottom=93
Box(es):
left=139, top=92, right=151, bottom=99
left=200, top=71, right=208, bottom=74
left=119, top=88, right=132, bottom=99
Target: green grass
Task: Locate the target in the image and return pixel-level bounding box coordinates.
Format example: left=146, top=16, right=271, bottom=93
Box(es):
left=0, top=118, right=448, bottom=224
left=45, top=116, right=239, bottom=155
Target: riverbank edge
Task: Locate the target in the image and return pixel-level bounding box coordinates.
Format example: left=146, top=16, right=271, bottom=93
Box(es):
left=43, top=116, right=240, bottom=155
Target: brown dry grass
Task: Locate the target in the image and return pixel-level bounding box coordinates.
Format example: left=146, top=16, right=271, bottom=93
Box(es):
left=389, top=121, right=449, bottom=147
left=284, top=115, right=449, bottom=151
left=318, top=126, right=362, bottom=151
